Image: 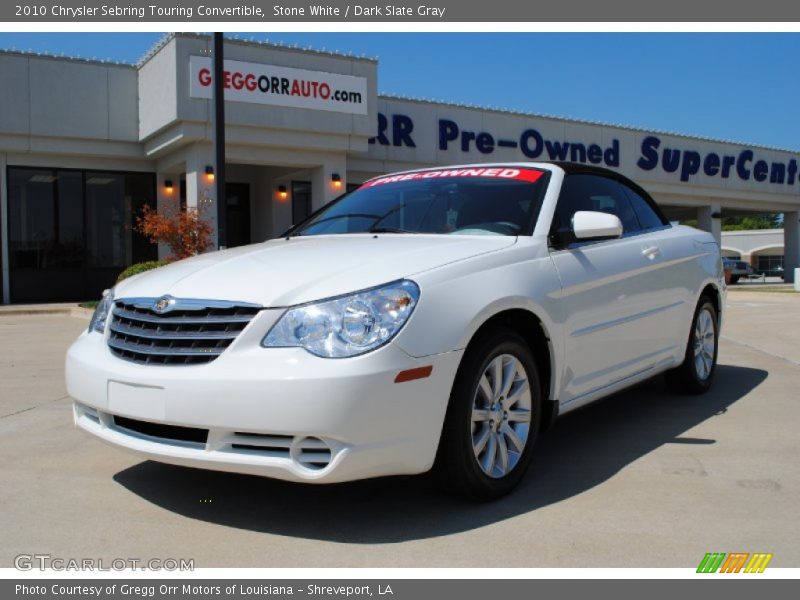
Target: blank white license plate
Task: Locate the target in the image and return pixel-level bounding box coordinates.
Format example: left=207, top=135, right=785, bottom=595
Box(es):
left=107, top=381, right=166, bottom=422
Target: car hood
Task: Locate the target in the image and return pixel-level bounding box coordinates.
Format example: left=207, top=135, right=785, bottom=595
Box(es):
left=115, top=234, right=517, bottom=307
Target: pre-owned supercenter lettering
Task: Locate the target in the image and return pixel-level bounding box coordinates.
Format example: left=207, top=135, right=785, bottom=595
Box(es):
left=370, top=112, right=800, bottom=188
left=637, top=135, right=799, bottom=184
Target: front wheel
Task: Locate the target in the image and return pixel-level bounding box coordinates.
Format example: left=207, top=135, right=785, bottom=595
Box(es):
left=434, top=328, right=542, bottom=501
left=665, top=297, right=719, bottom=394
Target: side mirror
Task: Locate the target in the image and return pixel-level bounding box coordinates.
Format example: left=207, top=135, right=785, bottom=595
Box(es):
left=572, top=211, right=623, bottom=241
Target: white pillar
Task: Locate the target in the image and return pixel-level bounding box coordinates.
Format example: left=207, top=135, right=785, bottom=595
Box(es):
left=185, top=148, right=218, bottom=251
left=311, top=157, right=348, bottom=211
left=784, top=211, right=800, bottom=284
left=0, top=152, right=9, bottom=304
left=154, top=172, right=179, bottom=261
left=697, top=203, right=722, bottom=248
left=271, top=175, right=293, bottom=235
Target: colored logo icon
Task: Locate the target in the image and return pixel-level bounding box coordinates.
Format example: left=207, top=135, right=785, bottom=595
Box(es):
left=697, top=553, right=773, bottom=573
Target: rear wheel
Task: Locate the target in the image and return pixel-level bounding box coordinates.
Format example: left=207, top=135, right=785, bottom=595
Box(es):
left=665, top=297, right=719, bottom=394
left=434, top=328, right=542, bottom=500
left=730, top=275, right=740, bottom=284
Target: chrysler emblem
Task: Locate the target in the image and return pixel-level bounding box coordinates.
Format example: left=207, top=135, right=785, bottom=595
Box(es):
left=153, top=295, right=175, bottom=314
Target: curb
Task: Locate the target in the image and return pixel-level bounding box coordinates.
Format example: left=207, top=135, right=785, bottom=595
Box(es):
left=0, top=306, right=93, bottom=319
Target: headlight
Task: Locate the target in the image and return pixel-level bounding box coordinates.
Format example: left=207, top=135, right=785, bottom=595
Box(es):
left=262, top=280, right=420, bottom=358
left=88, top=288, right=114, bottom=334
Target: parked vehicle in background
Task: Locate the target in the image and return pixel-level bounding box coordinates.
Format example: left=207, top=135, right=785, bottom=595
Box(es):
left=67, top=162, right=725, bottom=500
left=722, top=257, right=754, bottom=283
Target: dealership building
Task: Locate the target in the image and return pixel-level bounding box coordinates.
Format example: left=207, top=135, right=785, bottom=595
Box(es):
left=1, top=32, right=799, bottom=303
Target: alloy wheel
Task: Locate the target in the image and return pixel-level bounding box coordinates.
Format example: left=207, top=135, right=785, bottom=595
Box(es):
left=693, top=307, right=716, bottom=381
left=471, top=354, right=532, bottom=478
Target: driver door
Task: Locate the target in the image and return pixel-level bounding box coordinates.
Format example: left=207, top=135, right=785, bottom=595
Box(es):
left=549, top=173, right=673, bottom=406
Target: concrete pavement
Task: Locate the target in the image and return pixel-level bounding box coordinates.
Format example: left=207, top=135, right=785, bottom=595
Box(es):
left=0, top=292, right=798, bottom=567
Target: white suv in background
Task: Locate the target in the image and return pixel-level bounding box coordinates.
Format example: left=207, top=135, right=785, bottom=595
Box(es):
left=67, top=163, right=724, bottom=500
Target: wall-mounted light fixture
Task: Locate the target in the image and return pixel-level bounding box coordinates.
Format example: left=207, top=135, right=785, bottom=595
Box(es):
left=205, top=165, right=215, bottom=182
left=277, top=185, right=288, bottom=201
left=164, top=179, right=174, bottom=194
left=331, top=173, right=342, bottom=189
left=711, top=211, right=722, bottom=219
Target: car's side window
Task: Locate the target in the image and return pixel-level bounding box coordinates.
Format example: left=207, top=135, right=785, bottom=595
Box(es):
left=621, top=185, right=669, bottom=231
left=552, top=174, right=641, bottom=237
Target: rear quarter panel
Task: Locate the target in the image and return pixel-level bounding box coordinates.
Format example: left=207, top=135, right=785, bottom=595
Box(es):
left=657, top=225, right=725, bottom=354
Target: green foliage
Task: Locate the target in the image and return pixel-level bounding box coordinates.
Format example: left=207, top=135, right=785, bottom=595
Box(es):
left=722, top=214, right=782, bottom=231
left=680, top=214, right=782, bottom=231
left=116, top=260, right=168, bottom=283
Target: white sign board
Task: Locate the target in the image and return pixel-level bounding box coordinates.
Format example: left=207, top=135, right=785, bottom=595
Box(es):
left=189, top=56, right=368, bottom=115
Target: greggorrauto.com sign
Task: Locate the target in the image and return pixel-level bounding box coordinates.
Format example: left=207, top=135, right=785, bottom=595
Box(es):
left=189, top=55, right=368, bottom=114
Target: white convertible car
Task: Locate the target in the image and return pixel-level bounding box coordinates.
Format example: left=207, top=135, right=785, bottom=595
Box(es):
left=66, top=162, right=724, bottom=500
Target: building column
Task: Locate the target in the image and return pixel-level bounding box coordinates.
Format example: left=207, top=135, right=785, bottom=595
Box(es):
left=784, top=211, right=800, bottom=284
left=154, top=172, right=179, bottom=260
left=697, top=203, right=722, bottom=248
left=311, top=156, right=348, bottom=211
left=184, top=148, right=218, bottom=251
left=1, top=152, right=9, bottom=304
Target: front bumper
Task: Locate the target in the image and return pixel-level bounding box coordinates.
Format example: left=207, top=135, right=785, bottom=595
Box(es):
left=66, top=311, right=462, bottom=483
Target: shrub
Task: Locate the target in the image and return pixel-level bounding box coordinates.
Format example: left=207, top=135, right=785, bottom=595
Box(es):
left=135, top=198, right=214, bottom=261
left=117, top=260, right=168, bottom=283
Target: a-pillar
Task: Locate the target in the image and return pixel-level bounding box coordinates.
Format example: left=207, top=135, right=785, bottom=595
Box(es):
left=697, top=203, right=722, bottom=248
left=784, top=211, right=799, bottom=284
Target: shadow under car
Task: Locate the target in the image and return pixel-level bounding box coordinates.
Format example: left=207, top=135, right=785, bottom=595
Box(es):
left=113, top=363, right=767, bottom=543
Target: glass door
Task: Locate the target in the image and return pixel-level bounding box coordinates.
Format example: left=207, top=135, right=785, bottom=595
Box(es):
left=225, top=182, right=251, bottom=248
left=291, top=181, right=312, bottom=225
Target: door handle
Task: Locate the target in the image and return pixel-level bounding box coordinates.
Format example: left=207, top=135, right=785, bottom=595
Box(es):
left=641, top=245, right=661, bottom=260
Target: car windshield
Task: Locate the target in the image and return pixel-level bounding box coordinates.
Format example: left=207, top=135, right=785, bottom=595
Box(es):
left=287, top=167, right=549, bottom=237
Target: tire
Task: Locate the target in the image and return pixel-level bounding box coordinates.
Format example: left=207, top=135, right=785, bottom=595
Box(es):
left=434, top=327, right=542, bottom=501
left=664, top=297, right=719, bottom=394
left=730, top=275, right=740, bottom=284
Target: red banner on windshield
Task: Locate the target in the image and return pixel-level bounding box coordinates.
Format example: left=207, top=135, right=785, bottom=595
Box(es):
left=363, top=167, right=545, bottom=188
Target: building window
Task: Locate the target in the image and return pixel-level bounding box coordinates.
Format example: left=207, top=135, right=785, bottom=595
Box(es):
left=756, top=255, right=784, bottom=278
left=6, top=167, right=157, bottom=302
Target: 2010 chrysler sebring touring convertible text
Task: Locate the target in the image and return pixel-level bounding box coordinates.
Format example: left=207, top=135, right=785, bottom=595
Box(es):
left=66, top=163, right=725, bottom=500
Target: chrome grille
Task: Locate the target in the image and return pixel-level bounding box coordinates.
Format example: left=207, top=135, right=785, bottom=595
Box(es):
left=108, top=297, right=261, bottom=365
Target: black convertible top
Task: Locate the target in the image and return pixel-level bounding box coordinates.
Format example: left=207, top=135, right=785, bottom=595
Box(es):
left=547, top=161, right=670, bottom=226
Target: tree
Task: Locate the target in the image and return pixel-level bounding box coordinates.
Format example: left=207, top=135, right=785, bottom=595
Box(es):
left=721, top=214, right=782, bottom=231
left=135, top=198, right=214, bottom=262
left=680, top=213, right=783, bottom=231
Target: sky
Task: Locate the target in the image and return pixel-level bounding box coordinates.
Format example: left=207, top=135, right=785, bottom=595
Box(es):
left=1, top=32, right=799, bottom=150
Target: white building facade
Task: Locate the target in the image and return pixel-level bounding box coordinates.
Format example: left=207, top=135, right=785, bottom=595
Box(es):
left=2, top=33, right=799, bottom=302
